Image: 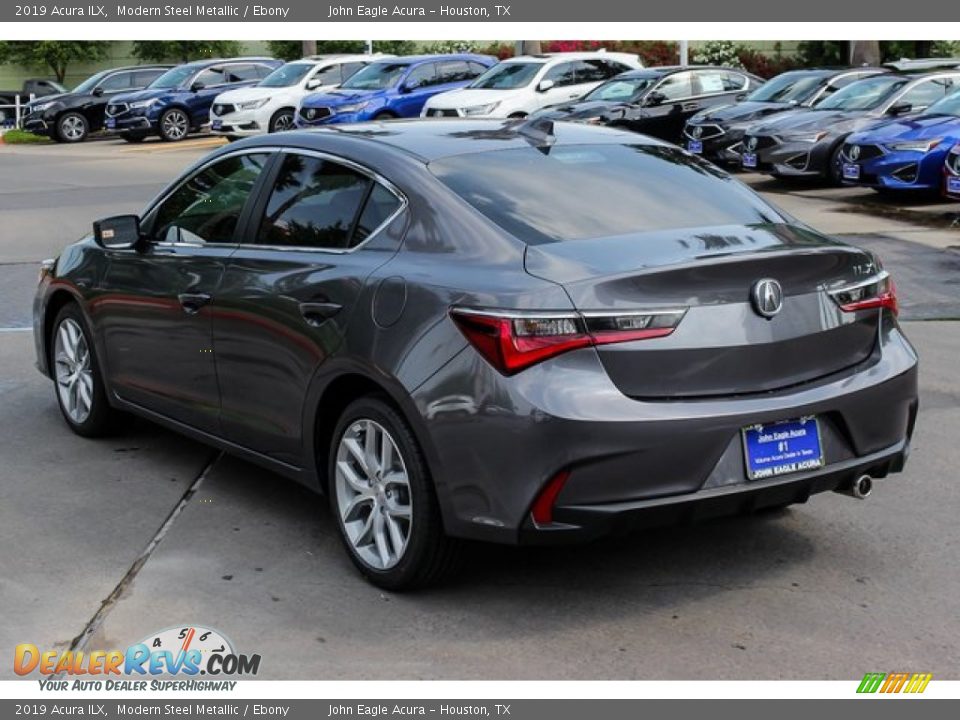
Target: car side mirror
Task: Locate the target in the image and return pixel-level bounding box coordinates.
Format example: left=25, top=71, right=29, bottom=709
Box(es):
left=887, top=102, right=912, bottom=116
left=306, top=78, right=321, bottom=90
left=644, top=91, right=666, bottom=107
left=537, top=79, right=555, bottom=93
left=190, top=81, right=205, bottom=93
left=92, top=87, right=104, bottom=97
left=93, top=215, right=142, bottom=250
left=399, top=83, right=415, bottom=94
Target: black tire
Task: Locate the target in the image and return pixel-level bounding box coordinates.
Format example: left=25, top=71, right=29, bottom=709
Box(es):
left=372, top=111, right=398, bottom=121
left=49, top=303, right=119, bottom=438
left=56, top=111, right=88, bottom=143
left=121, top=133, right=147, bottom=144
left=268, top=108, right=295, bottom=133
left=158, top=108, right=190, bottom=142
left=328, top=395, right=462, bottom=590
left=508, top=112, right=528, bottom=119
left=826, top=142, right=845, bottom=186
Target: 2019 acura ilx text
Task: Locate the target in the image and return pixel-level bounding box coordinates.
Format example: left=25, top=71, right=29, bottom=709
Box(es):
left=33, top=119, right=918, bottom=589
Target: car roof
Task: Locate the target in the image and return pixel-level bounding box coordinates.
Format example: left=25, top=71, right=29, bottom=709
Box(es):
left=617, top=65, right=746, bottom=79
left=368, top=54, right=492, bottom=65
left=270, top=118, right=662, bottom=163
left=180, top=57, right=277, bottom=69
left=104, top=64, right=173, bottom=72
left=504, top=51, right=638, bottom=64
left=293, top=54, right=388, bottom=64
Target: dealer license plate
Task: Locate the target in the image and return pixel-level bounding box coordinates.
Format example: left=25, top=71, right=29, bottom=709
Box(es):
left=742, top=152, right=757, bottom=168
left=742, top=417, right=823, bottom=480
left=211, top=119, right=222, bottom=131
left=947, top=176, right=960, bottom=195
left=843, top=163, right=861, bottom=180
left=687, top=140, right=703, bottom=154
left=105, top=118, right=115, bottom=129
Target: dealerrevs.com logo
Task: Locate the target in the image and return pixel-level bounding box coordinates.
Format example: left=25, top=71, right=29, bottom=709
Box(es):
left=15, top=626, right=260, bottom=691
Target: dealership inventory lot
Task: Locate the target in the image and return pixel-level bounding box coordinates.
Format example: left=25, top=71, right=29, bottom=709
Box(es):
left=1, top=138, right=959, bottom=678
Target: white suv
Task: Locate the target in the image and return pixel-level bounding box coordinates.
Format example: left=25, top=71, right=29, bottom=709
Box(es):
left=421, top=51, right=643, bottom=119
left=210, top=54, right=387, bottom=137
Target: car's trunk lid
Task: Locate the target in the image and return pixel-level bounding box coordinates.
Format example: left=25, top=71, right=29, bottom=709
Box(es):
left=525, top=223, right=881, bottom=399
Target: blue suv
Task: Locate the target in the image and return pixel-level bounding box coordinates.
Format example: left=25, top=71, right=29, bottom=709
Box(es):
left=296, top=54, right=495, bottom=126
left=841, top=89, right=960, bottom=194
left=105, top=57, right=281, bottom=142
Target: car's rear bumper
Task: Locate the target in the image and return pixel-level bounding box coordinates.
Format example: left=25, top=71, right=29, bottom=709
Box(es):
left=413, top=318, right=918, bottom=546
left=518, top=437, right=910, bottom=544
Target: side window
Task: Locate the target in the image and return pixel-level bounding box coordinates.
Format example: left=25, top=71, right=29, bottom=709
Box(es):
left=467, top=61, right=489, bottom=77
left=723, top=72, right=750, bottom=91
left=254, top=64, right=275, bottom=79
left=132, top=69, right=164, bottom=88
left=438, top=60, right=473, bottom=84
left=898, top=79, right=950, bottom=110
left=97, top=73, right=132, bottom=92
left=695, top=70, right=747, bottom=95
left=340, top=62, right=367, bottom=82
left=405, top=63, right=438, bottom=90
left=603, top=61, right=632, bottom=78
left=256, top=154, right=371, bottom=249
left=311, top=65, right=343, bottom=87
left=225, top=64, right=259, bottom=83
left=574, top=60, right=611, bottom=84
left=544, top=62, right=577, bottom=88
left=353, top=183, right=402, bottom=244
left=147, top=153, right=269, bottom=245
left=194, top=67, right=227, bottom=88
left=653, top=71, right=695, bottom=101
left=830, top=74, right=860, bottom=90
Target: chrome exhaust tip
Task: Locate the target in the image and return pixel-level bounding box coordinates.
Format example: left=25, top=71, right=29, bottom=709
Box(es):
left=837, top=474, right=873, bottom=500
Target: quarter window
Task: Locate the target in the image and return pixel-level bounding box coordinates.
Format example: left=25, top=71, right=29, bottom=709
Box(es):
left=147, top=153, right=270, bottom=245
left=354, top=184, right=402, bottom=243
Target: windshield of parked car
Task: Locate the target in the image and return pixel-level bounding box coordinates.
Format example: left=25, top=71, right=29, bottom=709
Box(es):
left=469, top=62, right=544, bottom=89
left=430, top=144, right=784, bottom=243
left=259, top=62, right=315, bottom=88
left=816, top=76, right=907, bottom=111
left=923, top=90, right=960, bottom=117
left=72, top=71, right=111, bottom=94
left=149, top=66, right=198, bottom=90
left=745, top=72, right=825, bottom=104
left=583, top=77, right=657, bottom=103
left=340, top=62, right=408, bottom=90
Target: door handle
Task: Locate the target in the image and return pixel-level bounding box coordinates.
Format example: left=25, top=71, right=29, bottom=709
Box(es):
left=178, top=292, right=212, bottom=315
left=299, top=301, right=342, bottom=327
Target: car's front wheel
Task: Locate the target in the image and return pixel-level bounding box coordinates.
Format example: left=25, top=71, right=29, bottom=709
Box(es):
left=268, top=108, right=295, bottom=133
left=51, top=304, right=118, bottom=437
left=329, top=396, right=461, bottom=590
left=158, top=108, right=190, bottom=142
left=56, top=112, right=89, bottom=143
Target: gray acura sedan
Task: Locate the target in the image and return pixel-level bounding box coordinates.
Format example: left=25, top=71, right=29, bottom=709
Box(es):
left=33, top=119, right=918, bottom=589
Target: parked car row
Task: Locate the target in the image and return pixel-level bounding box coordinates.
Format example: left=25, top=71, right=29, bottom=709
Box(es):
left=682, top=61, right=960, bottom=200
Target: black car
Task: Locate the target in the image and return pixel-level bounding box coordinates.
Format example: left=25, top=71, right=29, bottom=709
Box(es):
left=742, top=70, right=960, bottom=183
left=684, top=67, right=887, bottom=164
left=532, top=66, right=764, bottom=143
left=21, top=65, right=171, bottom=143
left=33, top=120, right=917, bottom=589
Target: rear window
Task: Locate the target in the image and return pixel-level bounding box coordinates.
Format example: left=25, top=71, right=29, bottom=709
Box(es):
left=429, top=144, right=783, bottom=243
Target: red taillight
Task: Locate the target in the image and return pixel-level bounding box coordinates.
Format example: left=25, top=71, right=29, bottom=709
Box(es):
left=450, top=307, right=685, bottom=375
left=830, top=272, right=898, bottom=316
left=530, top=470, right=570, bottom=526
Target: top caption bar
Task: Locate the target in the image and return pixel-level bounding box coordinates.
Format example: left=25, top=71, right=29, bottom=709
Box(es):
left=1, top=1, right=945, bottom=22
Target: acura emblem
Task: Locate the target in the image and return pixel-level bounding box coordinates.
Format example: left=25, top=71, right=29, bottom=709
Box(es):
left=751, top=278, right=783, bottom=319
left=849, top=145, right=861, bottom=161
left=746, top=136, right=758, bottom=151
left=692, top=126, right=703, bottom=139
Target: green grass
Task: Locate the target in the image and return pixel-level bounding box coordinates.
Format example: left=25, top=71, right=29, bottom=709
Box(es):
left=1, top=128, right=50, bottom=144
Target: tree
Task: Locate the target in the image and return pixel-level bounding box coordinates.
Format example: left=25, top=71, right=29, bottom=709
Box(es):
left=0, top=41, right=109, bottom=83
left=132, top=41, right=241, bottom=64
left=266, top=40, right=415, bottom=62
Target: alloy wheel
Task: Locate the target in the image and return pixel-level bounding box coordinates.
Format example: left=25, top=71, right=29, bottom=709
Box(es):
left=334, top=419, right=412, bottom=570
left=161, top=110, right=189, bottom=141
left=272, top=112, right=294, bottom=132
left=59, top=115, right=86, bottom=141
left=54, top=318, right=94, bottom=424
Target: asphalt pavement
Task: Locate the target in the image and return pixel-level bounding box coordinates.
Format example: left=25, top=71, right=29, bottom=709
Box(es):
left=1, top=137, right=958, bottom=680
